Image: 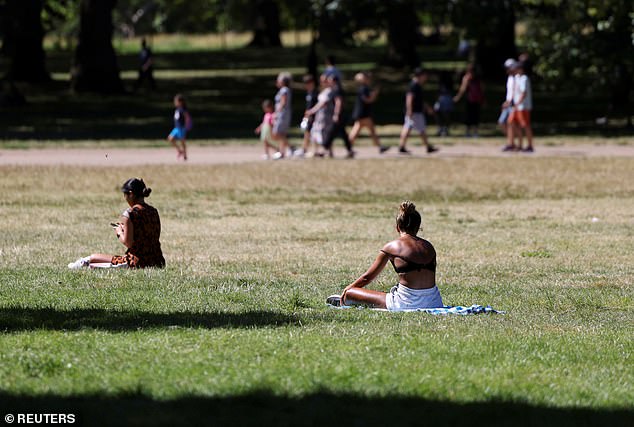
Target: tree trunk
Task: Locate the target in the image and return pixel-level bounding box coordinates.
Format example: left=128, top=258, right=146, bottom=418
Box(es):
left=474, top=3, right=517, bottom=79
left=2, top=0, right=49, bottom=82
left=385, top=1, right=421, bottom=68
left=248, top=0, right=282, bottom=47
left=71, top=0, right=124, bottom=93
left=317, top=7, right=349, bottom=47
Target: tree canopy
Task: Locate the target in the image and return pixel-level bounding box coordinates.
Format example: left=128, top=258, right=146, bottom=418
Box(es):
left=0, top=0, right=632, bottom=117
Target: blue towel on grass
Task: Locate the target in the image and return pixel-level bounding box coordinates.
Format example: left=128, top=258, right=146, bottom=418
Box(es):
left=329, top=304, right=504, bottom=315
left=411, top=305, right=504, bottom=315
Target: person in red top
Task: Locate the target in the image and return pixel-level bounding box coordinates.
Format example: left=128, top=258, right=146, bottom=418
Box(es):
left=454, top=63, right=485, bottom=137
left=68, top=178, right=165, bottom=269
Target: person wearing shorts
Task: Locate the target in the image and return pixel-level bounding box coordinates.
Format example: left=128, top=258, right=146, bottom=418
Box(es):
left=508, top=62, right=533, bottom=152
left=398, top=68, right=438, bottom=155
left=167, top=94, right=191, bottom=161
left=348, top=72, right=389, bottom=153
left=499, top=58, right=517, bottom=149
left=326, top=201, right=443, bottom=311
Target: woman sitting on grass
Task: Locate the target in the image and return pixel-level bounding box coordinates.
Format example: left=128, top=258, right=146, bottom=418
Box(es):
left=68, top=178, right=165, bottom=269
left=327, top=201, right=443, bottom=310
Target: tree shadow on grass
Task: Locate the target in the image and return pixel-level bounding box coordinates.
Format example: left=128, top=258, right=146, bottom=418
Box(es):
left=0, top=307, right=299, bottom=331
left=0, top=391, right=631, bottom=427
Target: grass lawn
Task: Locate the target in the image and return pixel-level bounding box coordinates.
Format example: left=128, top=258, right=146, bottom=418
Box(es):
left=0, top=156, right=633, bottom=426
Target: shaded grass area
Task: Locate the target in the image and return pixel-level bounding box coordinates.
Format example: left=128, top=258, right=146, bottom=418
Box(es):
left=1, top=392, right=632, bottom=427
left=1, top=44, right=630, bottom=145
left=0, top=158, right=633, bottom=425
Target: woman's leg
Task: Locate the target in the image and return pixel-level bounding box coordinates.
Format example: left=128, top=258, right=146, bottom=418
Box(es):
left=343, top=288, right=387, bottom=309
left=366, top=120, right=382, bottom=147
left=168, top=136, right=182, bottom=158
left=273, top=132, right=289, bottom=157
left=90, top=254, right=115, bottom=264
left=180, top=139, right=187, bottom=160
left=348, top=121, right=362, bottom=145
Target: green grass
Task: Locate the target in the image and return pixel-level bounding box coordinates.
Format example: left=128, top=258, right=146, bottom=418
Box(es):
left=0, top=157, right=633, bottom=425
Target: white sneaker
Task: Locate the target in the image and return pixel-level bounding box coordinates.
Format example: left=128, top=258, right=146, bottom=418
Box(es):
left=272, top=152, right=284, bottom=160
left=68, top=257, right=89, bottom=269
left=294, top=148, right=305, bottom=157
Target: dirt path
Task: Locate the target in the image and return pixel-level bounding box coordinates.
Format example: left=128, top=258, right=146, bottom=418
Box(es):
left=1, top=143, right=633, bottom=166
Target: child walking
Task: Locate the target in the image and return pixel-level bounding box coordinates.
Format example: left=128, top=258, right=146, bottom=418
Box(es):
left=255, top=99, right=277, bottom=159
left=167, top=94, right=191, bottom=161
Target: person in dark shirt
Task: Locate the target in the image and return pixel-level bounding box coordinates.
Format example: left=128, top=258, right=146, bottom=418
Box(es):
left=348, top=72, right=389, bottom=154
left=134, top=38, right=156, bottom=91
left=323, top=75, right=355, bottom=158
left=298, top=74, right=319, bottom=157
left=398, top=68, right=438, bottom=154
left=167, top=94, right=191, bottom=161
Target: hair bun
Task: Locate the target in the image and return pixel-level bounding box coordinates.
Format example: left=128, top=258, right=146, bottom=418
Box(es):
left=400, top=200, right=416, bottom=214
left=143, top=187, right=152, bottom=197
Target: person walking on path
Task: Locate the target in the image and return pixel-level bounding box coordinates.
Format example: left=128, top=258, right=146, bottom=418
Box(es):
left=134, top=38, right=156, bottom=91
left=398, top=68, right=438, bottom=155
left=272, top=72, right=293, bottom=160
left=453, top=64, right=485, bottom=137
left=255, top=99, right=277, bottom=159
left=508, top=61, right=534, bottom=152
left=433, top=71, right=454, bottom=137
left=348, top=72, right=389, bottom=154
left=304, top=74, right=334, bottom=157
left=499, top=58, right=517, bottom=149
left=323, top=75, right=355, bottom=158
left=167, top=94, right=191, bottom=161
left=297, top=74, right=319, bottom=157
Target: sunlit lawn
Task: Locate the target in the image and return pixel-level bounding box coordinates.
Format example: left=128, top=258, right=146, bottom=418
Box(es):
left=0, top=156, right=633, bottom=425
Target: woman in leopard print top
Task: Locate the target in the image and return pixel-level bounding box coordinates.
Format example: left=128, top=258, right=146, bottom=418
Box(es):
left=68, top=178, right=165, bottom=269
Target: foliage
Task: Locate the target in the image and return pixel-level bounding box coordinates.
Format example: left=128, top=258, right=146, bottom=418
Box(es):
left=522, top=0, right=633, bottom=93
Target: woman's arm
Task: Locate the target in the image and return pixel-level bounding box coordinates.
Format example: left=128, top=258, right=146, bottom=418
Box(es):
left=405, top=92, right=413, bottom=117
left=305, top=99, right=325, bottom=117
left=341, top=251, right=390, bottom=298
left=116, top=216, right=134, bottom=248
left=276, top=92, right=287, bottom=113
left=453, top=75, right=469, bottom=102
left=333, top=95, right=343, bottom=123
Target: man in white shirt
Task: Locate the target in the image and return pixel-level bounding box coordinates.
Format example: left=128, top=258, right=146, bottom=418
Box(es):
left=508, top=62, right=534, bottom=152
left=500, top=59, right=517, bottom=150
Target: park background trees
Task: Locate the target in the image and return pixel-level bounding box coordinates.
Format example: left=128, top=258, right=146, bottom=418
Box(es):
left=0, top=0, right=632, bottom=122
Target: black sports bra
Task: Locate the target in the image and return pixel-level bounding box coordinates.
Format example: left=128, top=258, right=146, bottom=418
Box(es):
left=381, top=250, right=436, bottom=274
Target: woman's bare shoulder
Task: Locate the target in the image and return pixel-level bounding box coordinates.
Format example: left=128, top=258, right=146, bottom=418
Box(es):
left=381, top=239, right=402, bottom=255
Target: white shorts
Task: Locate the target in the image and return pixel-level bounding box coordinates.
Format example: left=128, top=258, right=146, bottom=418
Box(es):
left=385, top=284, right=443, bottom=311
left=403, top=113, right=426, bottom=133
